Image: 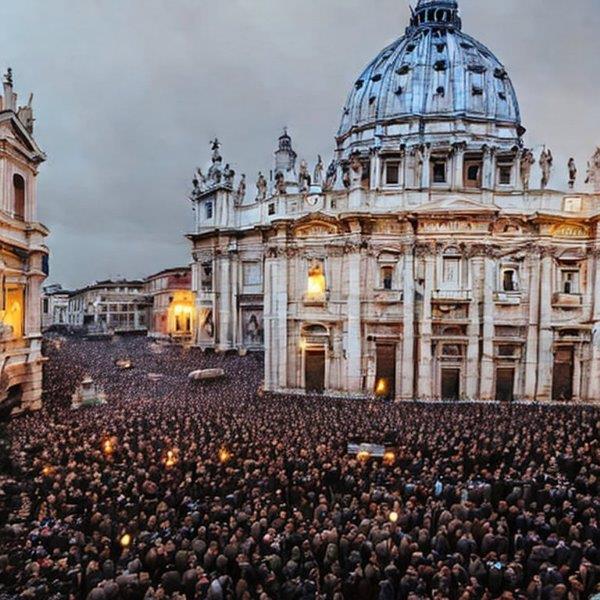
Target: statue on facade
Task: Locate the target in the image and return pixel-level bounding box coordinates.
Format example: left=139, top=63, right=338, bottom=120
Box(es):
left=568, top=158, right=577, bottom=190
left=324, top=160, right=337, bottom=191
left=413, top=146, right=424, bottom=187
left=207, top=138, right=223, bottom=185
left=342, top=168, right=351, bottom=189
left=585, top=147, right=600, bottom=192
left=298, top=159, right=311, bottom=192
left=349, top=154, right=364, bottom=189
left=236, top=174, right=246, bottom=204
left=256, top=172, right=268, bottom=200
left=3, top=68, right=13, bottom=86
left=313, top=155, right=324, bottom=187
left=275, top=171, right=287, bottom=195
left=539, top=147, right=553, bottom=189
left=520, top=149, right=535, bottom=190
left=223, top=164, right=235, bottom=188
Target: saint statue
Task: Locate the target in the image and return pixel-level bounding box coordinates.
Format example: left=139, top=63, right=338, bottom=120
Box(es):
left=520, top=149, right=535, bottom=190
left=539, top=147, right=553, bottom=189
left=223, top=164, right=235, bottom=188
left=349, top=154, right=364, bottom=189
left=236, top=174, right=246, bottom=204
left=207, top=139, right=223, bottom=186
left=324, top=160, right=337, bottom=191
left=275, top=171, right=287, bottom=195
left=256, top=172, right=268, bottom=200
left=313, top=155, right=324, bottom=187
left=298, top=159, right=311, bottom=193
left=568, top=158, right=577, bottom=190
left=585, top=147, right=600, bottom=192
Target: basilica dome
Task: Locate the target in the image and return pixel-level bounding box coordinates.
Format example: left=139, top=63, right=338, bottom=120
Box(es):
left=337, top=0, right=523, bottom=152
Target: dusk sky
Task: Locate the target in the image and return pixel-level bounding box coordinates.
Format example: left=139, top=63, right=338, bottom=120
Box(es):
left=1, top=0, right=598, bottom=289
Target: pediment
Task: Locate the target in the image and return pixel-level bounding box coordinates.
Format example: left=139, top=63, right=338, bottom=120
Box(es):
left=292, top=212, right=341, bottom=237
left=0, top=113, right=45, bottom=161
left=414, top=197, right=499, bottom=215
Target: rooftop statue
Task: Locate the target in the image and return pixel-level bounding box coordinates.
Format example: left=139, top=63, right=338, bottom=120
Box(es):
left=298, top=159, right=311, bottom=193
left=539, top=148, right=553, bottom=190
left=313, top=155, right=324, bottom=187
left=324, top=160, right=337, bottom=191
left=236, top=174, right=246, bottom=205
left=585, top=148, right=600, bottom=193
left=256, top=172, right=268, bottom=201
left=223, top=164, right=235, bottom=188
left=520, top=149, right=535, bottom=190
left=275, top=171, right=287, bottom=195
left=568, top=158, right=577, bottom=190
left=349, top=154, right=364, bottom=189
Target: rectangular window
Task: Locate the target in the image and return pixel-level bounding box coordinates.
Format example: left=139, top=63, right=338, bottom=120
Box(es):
left=268, top=203, right=275, bottom=216
left=464, top=160, right=482, bottom=188
left=442, top=257, right=460, bottom=288
left=243, top=262, right=262, bottom=287
left=561, top=270, right=580, bottom=295
left=432, top=161, right=447, bottom=184
left=502, top=269, right=518, bottom=292
left=381, top=266, right=394, bottom=290
left=385, top=162, right=400, bottom=186
left=205, top=201, right=213, bottom=220
left=498, top=164, right=513, bottom=186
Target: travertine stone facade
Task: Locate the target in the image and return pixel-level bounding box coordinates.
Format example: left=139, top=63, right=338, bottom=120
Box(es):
left=0, top=69, right=49, bottom=411
left=188, top=0, right=600, bottom=402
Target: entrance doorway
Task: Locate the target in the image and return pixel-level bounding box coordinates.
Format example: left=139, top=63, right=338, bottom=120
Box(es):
left=375, top=344, right=396, bottom=400
left=441, top=368, right=460, bottom=401
left=552, top=347, right=574, bottom=401
left=495, top=368, right=515, bottom=402
left=305, top=348, right=325, bottom=394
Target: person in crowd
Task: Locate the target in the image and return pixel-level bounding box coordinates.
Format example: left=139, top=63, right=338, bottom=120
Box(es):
left=0, top=335, right=598, bottom=599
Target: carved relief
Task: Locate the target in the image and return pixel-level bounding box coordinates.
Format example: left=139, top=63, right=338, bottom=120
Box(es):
left=548, top=223, right=590, bottom=239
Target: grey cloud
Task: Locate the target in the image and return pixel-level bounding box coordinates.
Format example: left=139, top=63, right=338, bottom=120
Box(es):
left=0, top=0, right=598, bottom=288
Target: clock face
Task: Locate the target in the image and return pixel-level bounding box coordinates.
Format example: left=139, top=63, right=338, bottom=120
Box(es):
left=306, top=195, right=319, bottom=207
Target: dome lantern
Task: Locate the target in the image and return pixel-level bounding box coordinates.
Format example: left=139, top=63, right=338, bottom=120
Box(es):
left=410, top=0, right=461, bottom=31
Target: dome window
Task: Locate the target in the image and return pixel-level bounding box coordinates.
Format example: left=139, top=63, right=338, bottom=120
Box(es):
left=433, top=60, right=447, bottom=71
left=371, top=73, right=383, bottom=82
left=472, top=86, right=483, bottom=96
left=355, top=80, right=364, bottom=90
left=460, top=42, right=473, bottom=50
left=405, top=44, right=416, bottom=53
left=494, top=68, right=507, bottom=80
left=436, top=86, right=445, bottom=96
left=498, top=92, right=507, bottom=101
left=468, top=65, right=486, bottom=74
left=369, top=95, right=377, bottom=105
left=436, top=43, right=446, bottom=52
left=396, top=65, right=411, bottom=75
left=395, top=86, right=403, bottom=96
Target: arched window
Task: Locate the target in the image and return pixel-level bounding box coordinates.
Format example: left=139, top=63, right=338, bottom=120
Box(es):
left=13, top=174, right=25, bottom=221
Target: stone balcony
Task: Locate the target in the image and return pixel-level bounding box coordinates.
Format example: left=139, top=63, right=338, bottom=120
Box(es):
left=303, top=291, right=329, bottom=307
left=373, top=290, right=404, bottom=304
left=494, top=291, right=522, bottom=305
left=432, top=289, right=472, bottom=303
left=552, top=292, right=582, bottom=309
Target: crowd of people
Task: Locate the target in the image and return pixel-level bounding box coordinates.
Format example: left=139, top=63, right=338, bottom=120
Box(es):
left=0, top=335, right=598, bottom=600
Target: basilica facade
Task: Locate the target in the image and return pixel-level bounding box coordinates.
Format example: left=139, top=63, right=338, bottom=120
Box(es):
left=188, top=0, right=600, bottom=402
left=0, top=70, right=48, bottom=411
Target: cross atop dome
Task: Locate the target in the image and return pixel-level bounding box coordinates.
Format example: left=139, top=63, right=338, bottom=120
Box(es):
left=411, top=0, right=461, bottom=30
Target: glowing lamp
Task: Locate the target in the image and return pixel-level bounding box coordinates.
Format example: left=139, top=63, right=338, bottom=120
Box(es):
left=357, top=450, right=371, bottom=462
left=102, top=438, right=115, bottom=456
left=42, top=465, right=55, bottom=477
left=383, top=450, right=396, bottom=465
left=218, top=448, right=231, bottom=464
left=389, top=511, right=399, bottom=524
left=164, top=449, right=179, bottom=468
left=120, top=533, right=132, bottom=548
left=375, top=378, right=389, bottom=396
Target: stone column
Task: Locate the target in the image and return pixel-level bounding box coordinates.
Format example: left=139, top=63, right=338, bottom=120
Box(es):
left=422, top=145, right=431, bottom=189
left=401, top=249, right=415, bottom=399
left=275, top=248, right=288, bottom=389
left=230, top=252, right=239, bottom=349
left=482, top=146, right=495, bottom=190
left=587, top=250, right=600, bottom=400
left=452, top=142, right=466, bottom=191
left=263, top=255, right=275, bottom=391
left=524, top=251, right=541, bottom=399
left=417, top=250, right=434, bottom=398
left=370, top=152, right=381, bottom=190
left=345, top=235, right=362, bottom=392
left=536, top=252, right=554, bottom=400
left=216, top=251, right=231, bottom=351
left=466, top=256, right=482, bottom=399
left=480, top=255, right=496, bottom=399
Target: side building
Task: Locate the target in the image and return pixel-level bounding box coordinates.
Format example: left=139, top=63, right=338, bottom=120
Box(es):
left=67, top=280, right=150, bottom=335
left=42, top=284, right=71, bottom=330
left=145, top=267, right=194, bottom=340
left=188, top=0, right=600, bottom=403
left=0, top=69, right=49, bottom=411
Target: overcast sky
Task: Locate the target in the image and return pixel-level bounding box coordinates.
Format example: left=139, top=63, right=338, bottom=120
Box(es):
left=1, top=0, right=598, bottom=289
